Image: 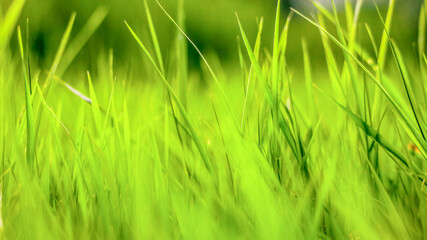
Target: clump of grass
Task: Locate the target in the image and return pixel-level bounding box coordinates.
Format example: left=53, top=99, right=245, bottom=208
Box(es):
left=0, top=0, right=426, bottom=239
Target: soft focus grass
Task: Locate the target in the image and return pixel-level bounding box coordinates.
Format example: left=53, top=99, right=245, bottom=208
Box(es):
left=1, top=0, right=427, bottom=239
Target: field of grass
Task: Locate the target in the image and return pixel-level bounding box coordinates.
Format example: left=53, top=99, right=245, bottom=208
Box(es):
left=0, top=0, right=427, bottom=239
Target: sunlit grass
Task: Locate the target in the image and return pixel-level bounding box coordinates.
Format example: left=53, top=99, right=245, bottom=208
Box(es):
left=0, top=0, right=426, bottom=239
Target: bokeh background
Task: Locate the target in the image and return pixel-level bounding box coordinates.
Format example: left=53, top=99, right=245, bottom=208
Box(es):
left=1, top=0, right=424, bottom=81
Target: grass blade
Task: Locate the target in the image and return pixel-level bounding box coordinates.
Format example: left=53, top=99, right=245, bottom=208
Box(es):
left=240, top=18, right=264, bottom=129
left=302, top=38, right=315, bottom=121
left=0, top=0, right=25, bottom=50
left=17, top=26, right=35, bottom=168
left=87, top=71, right=102, bottom=134
left=144, top=0, right=164, bottom=73
left=42, top=13, right=76, bottom=92
left=377, top=0, right=395, bottom=70
left=57, top=6, right=109, bottom=76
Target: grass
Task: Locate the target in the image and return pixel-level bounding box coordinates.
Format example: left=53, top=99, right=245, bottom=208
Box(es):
left=0, top=0, right=426, bottom=239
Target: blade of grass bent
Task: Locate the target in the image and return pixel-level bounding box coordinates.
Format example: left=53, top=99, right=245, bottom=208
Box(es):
left=53, top=75, right=92, bottom=104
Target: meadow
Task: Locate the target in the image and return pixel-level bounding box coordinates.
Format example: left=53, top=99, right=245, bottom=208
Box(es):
left=0, top=0, right=426, bottom=239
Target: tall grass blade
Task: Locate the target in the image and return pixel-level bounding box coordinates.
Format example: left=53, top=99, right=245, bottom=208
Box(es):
left=302, top=39, right=315, bottom=121
left=17, top=26, right=35, bottom=168
left=240, top=18, right=263, bottom=129
left=57, top=6, right=109, bottom=76
left=0, top=0, right=25, bottom=50
left=124, top=21, right=212, bottom=171
left=377, top=0, right=395, bottom=70
left=144, top=0, right=164, bottom=73
left=43, top=13, right=76, bottom=92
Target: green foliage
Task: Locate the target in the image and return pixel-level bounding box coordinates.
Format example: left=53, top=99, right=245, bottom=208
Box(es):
left=0, top=0, right=426, bottom=239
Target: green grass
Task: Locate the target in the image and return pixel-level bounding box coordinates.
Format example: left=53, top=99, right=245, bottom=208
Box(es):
left=0, top=0, right=426, bottom=239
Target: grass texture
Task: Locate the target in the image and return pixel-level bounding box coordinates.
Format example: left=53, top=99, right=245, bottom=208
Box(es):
left=0, top=0, right=427, bottom=239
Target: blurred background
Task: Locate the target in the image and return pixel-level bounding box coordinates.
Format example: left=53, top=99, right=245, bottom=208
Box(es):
left=1, top=0, right=424, bottom=80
